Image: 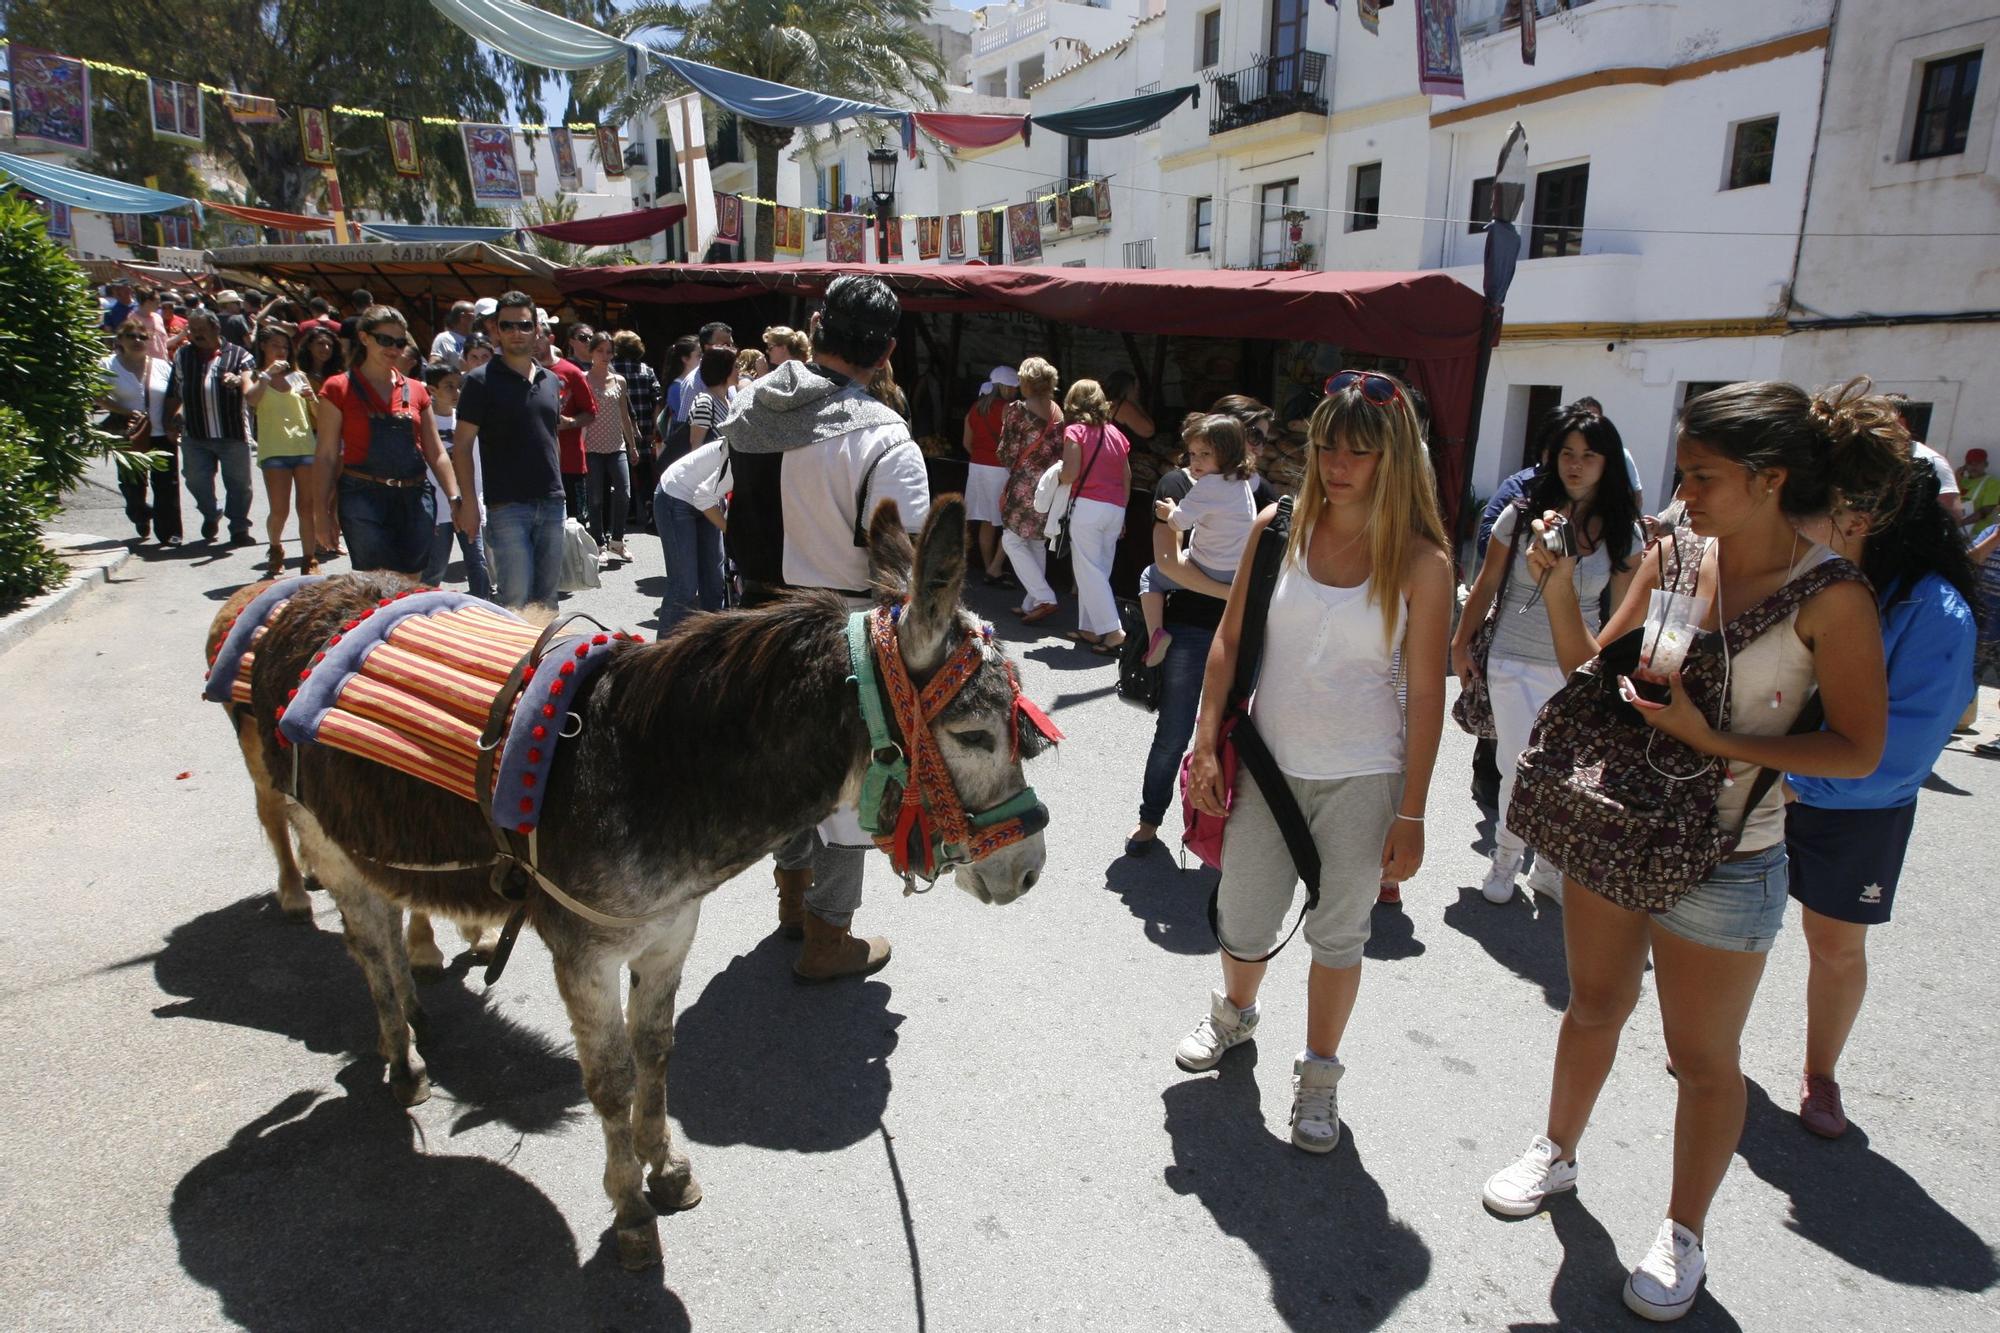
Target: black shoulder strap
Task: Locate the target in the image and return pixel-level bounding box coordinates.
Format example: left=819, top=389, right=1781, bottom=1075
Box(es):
left=1228, top=495, right=1294, bottom=704
left=851, top=441, right=895, bottom=547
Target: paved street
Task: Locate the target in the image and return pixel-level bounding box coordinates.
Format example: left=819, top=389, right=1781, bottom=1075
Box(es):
left=3, top=464, right=1995, bottom=1332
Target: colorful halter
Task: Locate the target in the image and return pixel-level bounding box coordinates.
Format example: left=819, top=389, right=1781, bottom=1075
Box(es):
left=847, top=606, right=1058, bottom=888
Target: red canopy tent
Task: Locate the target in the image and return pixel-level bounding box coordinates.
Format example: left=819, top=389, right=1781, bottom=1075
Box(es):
left=555, top=261, right=1485, bottom=528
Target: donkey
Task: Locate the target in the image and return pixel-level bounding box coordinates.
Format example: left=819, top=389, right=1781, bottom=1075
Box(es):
left=208, top=498, right=1051, bottom=1270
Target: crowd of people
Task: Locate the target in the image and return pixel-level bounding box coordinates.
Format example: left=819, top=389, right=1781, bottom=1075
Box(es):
left=93, top=270, right=1996, bottom=1321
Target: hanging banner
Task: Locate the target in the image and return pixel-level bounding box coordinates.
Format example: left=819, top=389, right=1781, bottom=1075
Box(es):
left=321, top=165, right=353, bottom=243
left=596, top=124, right=625, bottom=178
left=110, top=213, right=144, bottom=246
left=664, top=93, right=715, bottom=257
left=386, top=119, right=423, bottom=177
left=158, top=213, right=194, bottom=249
left=149, top=78, right=203, bottom=147
left=27, top=196, right=75, bottom=241
left=1054, top=193, right=1072, bottom=233
left=916, top=216, right=942, bottom=261
left=1358, top=0, right=1381, bottom=34
left=8, top=46, right=92, bottom=152
left=1521, top=0, right=1538, bottom=64
left=299, top=106, right=335, bottom=166
left=826, top=213, right=866, bottom=263
left=460, top=122, right=524, bottom=202
left=1095, top=180, right=1113, bottom=222
left=1416, top=0, right=1466, bottom=97
left=881, top=216, right=904, bottom=262
left=221, top=91, right=282, bottom=126
left=220, top=221, right=258, bottom=248
left=714, top=192, right=741, bottom=243
left=945, top=213, right=966, bottom=260
left=1006, top=203, right=1041, bottom=262
left=551, top=127, right=582, bottom=191
left=976, top=209, right=999, bottom=261
left=774, top=205, right=804, bottom=255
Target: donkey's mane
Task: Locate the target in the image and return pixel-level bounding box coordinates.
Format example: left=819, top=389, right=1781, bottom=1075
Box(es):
left=607, top=590, right=851, bottom=739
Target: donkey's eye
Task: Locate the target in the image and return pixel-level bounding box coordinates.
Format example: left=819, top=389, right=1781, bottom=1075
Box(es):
left=950, top=729, right=996, bottom=752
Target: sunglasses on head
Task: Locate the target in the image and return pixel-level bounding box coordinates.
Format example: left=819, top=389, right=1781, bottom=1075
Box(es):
left=369, top=331, right=411, bottom=351
left=1324, top=370, right=1404, bottom=406
left=497, top=318, right=535, bottom=332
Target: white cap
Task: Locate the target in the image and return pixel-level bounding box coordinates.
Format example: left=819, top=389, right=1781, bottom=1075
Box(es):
left=215, top=290, right=243, bottom=305
left=536, top=307, right=554, bottom=328
left=990, top=365, right=1020, bottom=387
left=473, top=297, right=498, bottom=318
left=977, top=380, right=993, bottom=397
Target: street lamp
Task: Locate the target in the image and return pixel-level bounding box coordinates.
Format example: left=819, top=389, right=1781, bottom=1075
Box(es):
left=867, top=145, right=899, bottom=264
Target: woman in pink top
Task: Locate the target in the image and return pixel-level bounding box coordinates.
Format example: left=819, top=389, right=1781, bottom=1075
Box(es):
left=1057, top=379, right=1132, bottom=653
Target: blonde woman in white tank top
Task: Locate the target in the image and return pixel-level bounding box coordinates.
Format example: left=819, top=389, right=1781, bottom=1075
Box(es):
left=1175, top=372, right=1452, bottom=1157
left=1482, top=379, right=1901, bottom=1322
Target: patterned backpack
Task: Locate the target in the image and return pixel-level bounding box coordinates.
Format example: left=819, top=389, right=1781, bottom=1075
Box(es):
left=1505, top=528, right=1862, bottom=913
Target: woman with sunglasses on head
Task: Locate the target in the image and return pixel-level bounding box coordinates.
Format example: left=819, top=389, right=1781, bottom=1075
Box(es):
left=1178, top=370, right=1452, bottom=1155
left=295, top=324, right=348, bottom=561
left=97, top=318, right=183, bottom=546
left=313, top=306, right=463, bottom=578
left=243, top=323, right=322, bottom=575
left=1481, top=379, right=1901, bottom=1321
left=1453, top=405, right=1643, bottom=906
left=581, top=330, right=641, bottom=563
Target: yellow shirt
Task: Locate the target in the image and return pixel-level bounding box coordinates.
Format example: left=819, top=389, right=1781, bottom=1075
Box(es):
left=254, top=372, right=317, bottom=461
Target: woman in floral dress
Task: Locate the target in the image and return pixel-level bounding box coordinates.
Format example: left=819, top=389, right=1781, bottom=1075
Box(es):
left=998, top=356, right=1066, bottom=624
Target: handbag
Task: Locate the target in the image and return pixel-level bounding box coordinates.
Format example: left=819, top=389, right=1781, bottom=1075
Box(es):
left=1451, top=500, right=1528, bottom=739
left=1114, top=597, right=1160, bottom=712
left=1048, top=428, right=1103, bottom=563
left=557, top=517, right=603, bottom=592
left=1506, top=527, right=1860, bottom=912
left=1176, top=495, right=1324, bottom=962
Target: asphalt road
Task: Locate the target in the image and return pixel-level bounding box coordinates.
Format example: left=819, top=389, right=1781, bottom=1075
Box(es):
left=2, top=462, right=1994, bottom=1331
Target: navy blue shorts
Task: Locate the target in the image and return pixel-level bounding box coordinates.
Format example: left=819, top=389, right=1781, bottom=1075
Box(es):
left=1784, top=800, right=1917, bottom=926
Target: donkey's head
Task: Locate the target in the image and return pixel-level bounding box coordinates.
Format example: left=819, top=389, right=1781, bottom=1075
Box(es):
left=866, top=497, right=1055, bottom=905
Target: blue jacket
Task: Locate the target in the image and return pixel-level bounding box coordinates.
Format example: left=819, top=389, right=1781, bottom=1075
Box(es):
left=1789, top=572, right=1976, bottom=810
left=1479, top=467, right=1538, bottom=557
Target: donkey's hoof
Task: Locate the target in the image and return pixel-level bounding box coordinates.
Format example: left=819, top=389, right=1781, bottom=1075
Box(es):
left=390, top=1066, right=431, bottom=1107
left=275, top=890, right=314, bottom=922
left=616, top=1221, right=663, bottom=1271
left=648, top=1166, right=703, bottom=1212
left=410, top=962, right=446, bottom=984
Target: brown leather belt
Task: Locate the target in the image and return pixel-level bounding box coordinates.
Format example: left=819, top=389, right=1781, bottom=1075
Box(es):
left=344, top=467, right=426, bottom=489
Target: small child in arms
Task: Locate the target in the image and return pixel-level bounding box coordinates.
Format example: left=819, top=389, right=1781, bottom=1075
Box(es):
left=1139, top=413, right=1258, bottom=666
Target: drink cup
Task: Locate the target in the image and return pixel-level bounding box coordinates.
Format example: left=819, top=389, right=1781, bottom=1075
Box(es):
left=1639, top=590, right=1709, bottom=678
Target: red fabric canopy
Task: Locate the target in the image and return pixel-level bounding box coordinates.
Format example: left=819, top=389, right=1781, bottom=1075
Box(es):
left=521, top=203, right=688, bottom=246
left=206, top=201, right=335, bottom=233
left=911, top=112, right=1030, bottom=153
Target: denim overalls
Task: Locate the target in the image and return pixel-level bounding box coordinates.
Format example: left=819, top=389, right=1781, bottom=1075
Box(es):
left=337, top=372, right=436, bottom=574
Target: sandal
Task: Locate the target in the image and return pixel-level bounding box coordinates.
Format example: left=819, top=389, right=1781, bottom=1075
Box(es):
left=1976, top=739, right=2000, bottom=758
left=1089, top=639, right=1124, bottom=656
left=264, top=544, right=285, bottom=578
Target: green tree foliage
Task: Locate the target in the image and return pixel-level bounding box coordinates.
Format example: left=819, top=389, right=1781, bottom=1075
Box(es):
left=578, top=0, right=949, bottom=261
left=0, top=0, right=612, bottom=220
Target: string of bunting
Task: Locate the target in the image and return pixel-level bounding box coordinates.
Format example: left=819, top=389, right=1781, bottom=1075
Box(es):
left=734, top=176, right=1101, bottom=223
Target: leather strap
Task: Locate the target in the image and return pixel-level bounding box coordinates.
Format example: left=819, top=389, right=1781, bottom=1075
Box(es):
left=342, top=467, right=425, bottom=489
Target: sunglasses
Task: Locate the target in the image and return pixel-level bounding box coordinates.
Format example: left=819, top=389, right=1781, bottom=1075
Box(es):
left=118, top=333, right=146, bottom=343
left=1324, top=370, right=1404, bottom=406
left=369, top=332, right=411, bottom=351
left=497, top=318, right=535, bottom=333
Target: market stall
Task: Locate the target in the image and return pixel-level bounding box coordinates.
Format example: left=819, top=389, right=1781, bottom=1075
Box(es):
left=206, top=241, right=565, bottom=343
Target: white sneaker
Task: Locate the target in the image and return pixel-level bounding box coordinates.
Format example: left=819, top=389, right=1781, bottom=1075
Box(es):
left=1623, top=1219, right=1705, bottom=1321
left=1527, top=856, right=1564, bottom=904
left=1174, top=989, right=1257, bottom=1072
left=610, top=540, right=630, bottom=561
left=1481, top=850, right=1522, bottom=904
left=1482, top=1134, right=1577, bottom=1216
left=1290, top=1055, right=1343, bottom=1154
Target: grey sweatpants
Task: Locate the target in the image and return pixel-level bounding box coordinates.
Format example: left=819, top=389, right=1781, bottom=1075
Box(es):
left=775, top=827, right=866, bottom=928
left=1216, top=770, right=1402, bottom=969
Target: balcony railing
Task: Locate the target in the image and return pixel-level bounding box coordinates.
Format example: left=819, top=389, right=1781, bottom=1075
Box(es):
left=1027, top=175, right=1108, bottom=228
left=974, top=3, right=1049, bottom=57
left=1134, top=81, right=1165, bottom=133
left=1207, top=51, right=1329, bottom=136
left=1122, top=238, right=1155, bottom=269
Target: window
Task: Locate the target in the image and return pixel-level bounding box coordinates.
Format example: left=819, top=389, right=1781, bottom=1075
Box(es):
left=1269, top=0, right=1307, bottom=64
left=1726, top=116, right=1778, bottom=189
left=1529, top=163, right=1587, bottom=258
left=1349, top=162, right=1381, bottom=232
left=1065, top=136, right=1090, bottom=183
left=1190, top=196, right=1213, bottom=253
left=814, top=163, right=843, bottom=240
left=1899, top=400, right=1935, bottom=441
left=1467, top=175, right=1494, bottom=233
left=1017, top=54, right=1045, bottom=93
left=1258, top=179, right=1299, bottom=267
left=1910, top=50, right=1982, bottom=160
left=1198, top=9, right=1222, bottom=69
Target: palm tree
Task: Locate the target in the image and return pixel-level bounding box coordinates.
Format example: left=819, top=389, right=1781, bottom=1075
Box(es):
left=578, top=0, right=950, bottom=261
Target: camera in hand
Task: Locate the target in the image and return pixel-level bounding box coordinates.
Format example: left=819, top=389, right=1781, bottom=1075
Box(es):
left=1538, top=514, right=1578, bottom=559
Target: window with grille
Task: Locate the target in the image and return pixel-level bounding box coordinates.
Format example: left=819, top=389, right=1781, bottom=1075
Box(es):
left=1199, top=10, right=1222, bottom=69
left=1726, top=117, right=1778, bottom=189
left=1190, top=196, right=1213, bottom=253
left=1910, top=50, right=1982, bottom=160
left=1258, top=179, right=1299, bottom=266
left=1349, top=162, right=1381, bottom=232
left=1529, top=163, right=1587, bottom=258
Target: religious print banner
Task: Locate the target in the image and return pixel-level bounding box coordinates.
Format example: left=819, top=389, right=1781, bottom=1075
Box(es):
left=29, top=197, right=74, bottom=241
left=222, top=92, right=282, bottom=126
left=916, top=216, right=942, bottom=261
left=1416, top=0, right=1466, bottom=97
left=8, top=46, right=92, bottom=152
left=1054, top=192, right=1072, bottom=233
left=1358, top=0, right=1381, bottom=35
left=551, top=127, right=582, bottom=191
left=1006, top=203, right=1041, bottom=262
left=1521, top=0, right=1538, bottom=65
left=714, top=192, right=741, bottom=243
left=1095, top=179, right=1112, bottom=222
left=149, top=78, right=203, bottom=147
left=221, top=221, right=258, bottom=248
left=945, top=212, right=966, bottom=260
left=596, top=124, right=624, bottom=177
left=299, top=106, right=335, bottom=166
left=110, top=213, right=143, bottom=246
left=775, top=205, right=804, bottom=255
left=977, top=208, right=999, bottom=261
left=826, top=213, right=866, bottom=263
left=158, top=213, right=194, bottom=249
left=460, top=123, right=524, bottom=203
left=386, top=119, right=423, bottom=177
left=882, top=216, right=904, bottom=261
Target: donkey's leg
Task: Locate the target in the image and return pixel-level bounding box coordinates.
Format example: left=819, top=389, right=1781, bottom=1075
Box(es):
left=235, top=716, right=310, bottom=919
left=629, top=904, right=703, bottom=1211
left=553, top=944, right=660, bottom=1269
left=458, top=919, right=503, bottom=964
left=405, top=911, right=447, bottom=977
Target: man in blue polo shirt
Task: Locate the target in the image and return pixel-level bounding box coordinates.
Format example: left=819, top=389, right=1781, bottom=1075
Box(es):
left=452, top=290, right=565, bottom=609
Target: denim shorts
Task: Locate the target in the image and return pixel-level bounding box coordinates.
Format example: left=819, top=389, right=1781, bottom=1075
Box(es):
left=1652, top=842, right=1790, bottom=954
left=259, top=453, right=315, bottom=471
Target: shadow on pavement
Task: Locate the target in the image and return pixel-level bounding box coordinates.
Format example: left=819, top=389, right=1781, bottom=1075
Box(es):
left=1440, top=885, right=1569, bottom=1010
left=1504, top=1193, right=1742, bottom=1331
left=1163, top=1048, right=1432, bottom=1330
left=1364, top=900, right=1426, bottom=961
left=1736, top=1078, right=1999, bottom=1291
left=171, top=1063, right=691, bottom=1331
left=137, top=894, right=585, bottom=1136
left=1103, top=851, right=1216, bottom=956
left=669, top=933, right=902, bottom=1151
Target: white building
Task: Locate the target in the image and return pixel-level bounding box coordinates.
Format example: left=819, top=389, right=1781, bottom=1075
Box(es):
left=970, top=0, right=1149, bottom=99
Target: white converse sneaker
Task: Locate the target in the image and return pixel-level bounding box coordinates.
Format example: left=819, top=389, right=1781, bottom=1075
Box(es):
left=1290, top=1055, right=1343, bottom=1153
left=1481, top=850, right=1522, bottom=904
left=1482, top=1134, right=1578, bottom=1216
left=610, top=540, right=630, bottom=561
left=1174, top=989, right=1257, bottom=1072
left=1623, top=1218, right=1705, bottom=1321
left=1527, top=856, right=1564, bottom=904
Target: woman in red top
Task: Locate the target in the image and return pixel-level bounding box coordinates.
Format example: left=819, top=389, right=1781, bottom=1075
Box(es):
left=313, top=306, right=462, bottom=577
left=1057, top=379, right=1133, bottom=653
left=964, top=365, right=1019, bottom=584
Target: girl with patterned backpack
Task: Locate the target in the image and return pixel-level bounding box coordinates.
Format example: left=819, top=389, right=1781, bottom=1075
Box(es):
left=1480, top=379, right=1904, bottom=1321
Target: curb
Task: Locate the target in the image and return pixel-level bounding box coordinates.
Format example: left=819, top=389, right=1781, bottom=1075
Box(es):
left=0, top=533, right=132, bottom=658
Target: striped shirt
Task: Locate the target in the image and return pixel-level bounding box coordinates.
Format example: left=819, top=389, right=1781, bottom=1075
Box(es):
left=166, top=342, right=254, bottom=442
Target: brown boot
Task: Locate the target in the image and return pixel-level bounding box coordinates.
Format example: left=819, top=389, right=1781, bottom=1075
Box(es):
left=794, top=911, right=891, bottom=983
left=774, top=867, right=810, bottom=940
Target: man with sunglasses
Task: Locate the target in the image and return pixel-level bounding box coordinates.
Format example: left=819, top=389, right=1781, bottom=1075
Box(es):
left=163, top=309, right=259, bottom=545
left=453, top=291, right=568, bottom=609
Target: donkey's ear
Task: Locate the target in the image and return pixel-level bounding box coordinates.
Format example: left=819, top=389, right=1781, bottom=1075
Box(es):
left=900, top=496, right=967, bottom=674
left=867, top=498, right=914, bottom=604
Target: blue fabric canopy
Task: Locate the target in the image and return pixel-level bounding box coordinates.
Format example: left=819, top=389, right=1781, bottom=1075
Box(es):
left=358, top=222, right=519, bottom=243
left=1030, top=85, right=1200, bottom=140
left=652, top=55, right=906, bottom=133
left=0, top=151, right=195, bottom=215
left=428, top=0, right=634, bottom=71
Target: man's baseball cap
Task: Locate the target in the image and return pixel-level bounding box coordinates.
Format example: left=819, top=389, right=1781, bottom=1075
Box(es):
left=1968, top=448, right=1989, bottom=466
left=473, top=297, right=498, bottom=318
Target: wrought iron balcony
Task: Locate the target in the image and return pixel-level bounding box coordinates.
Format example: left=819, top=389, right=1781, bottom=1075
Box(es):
left=1122, top=238, right=1155, bottom=269
left=1207, top=51, right=1329, bottom=136
left=1026, top=175, right=1108, bottom=227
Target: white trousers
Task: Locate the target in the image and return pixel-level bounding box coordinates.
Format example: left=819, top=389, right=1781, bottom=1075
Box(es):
left=1002, top=528, right=1059, bottom=610
left=1489, top=655, right=1570, bottom=860
left=1067, top=496, right=1125, bottom=636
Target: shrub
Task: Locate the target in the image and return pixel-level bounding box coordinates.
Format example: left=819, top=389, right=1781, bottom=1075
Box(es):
left=0, top=409, right=69, bottom=605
